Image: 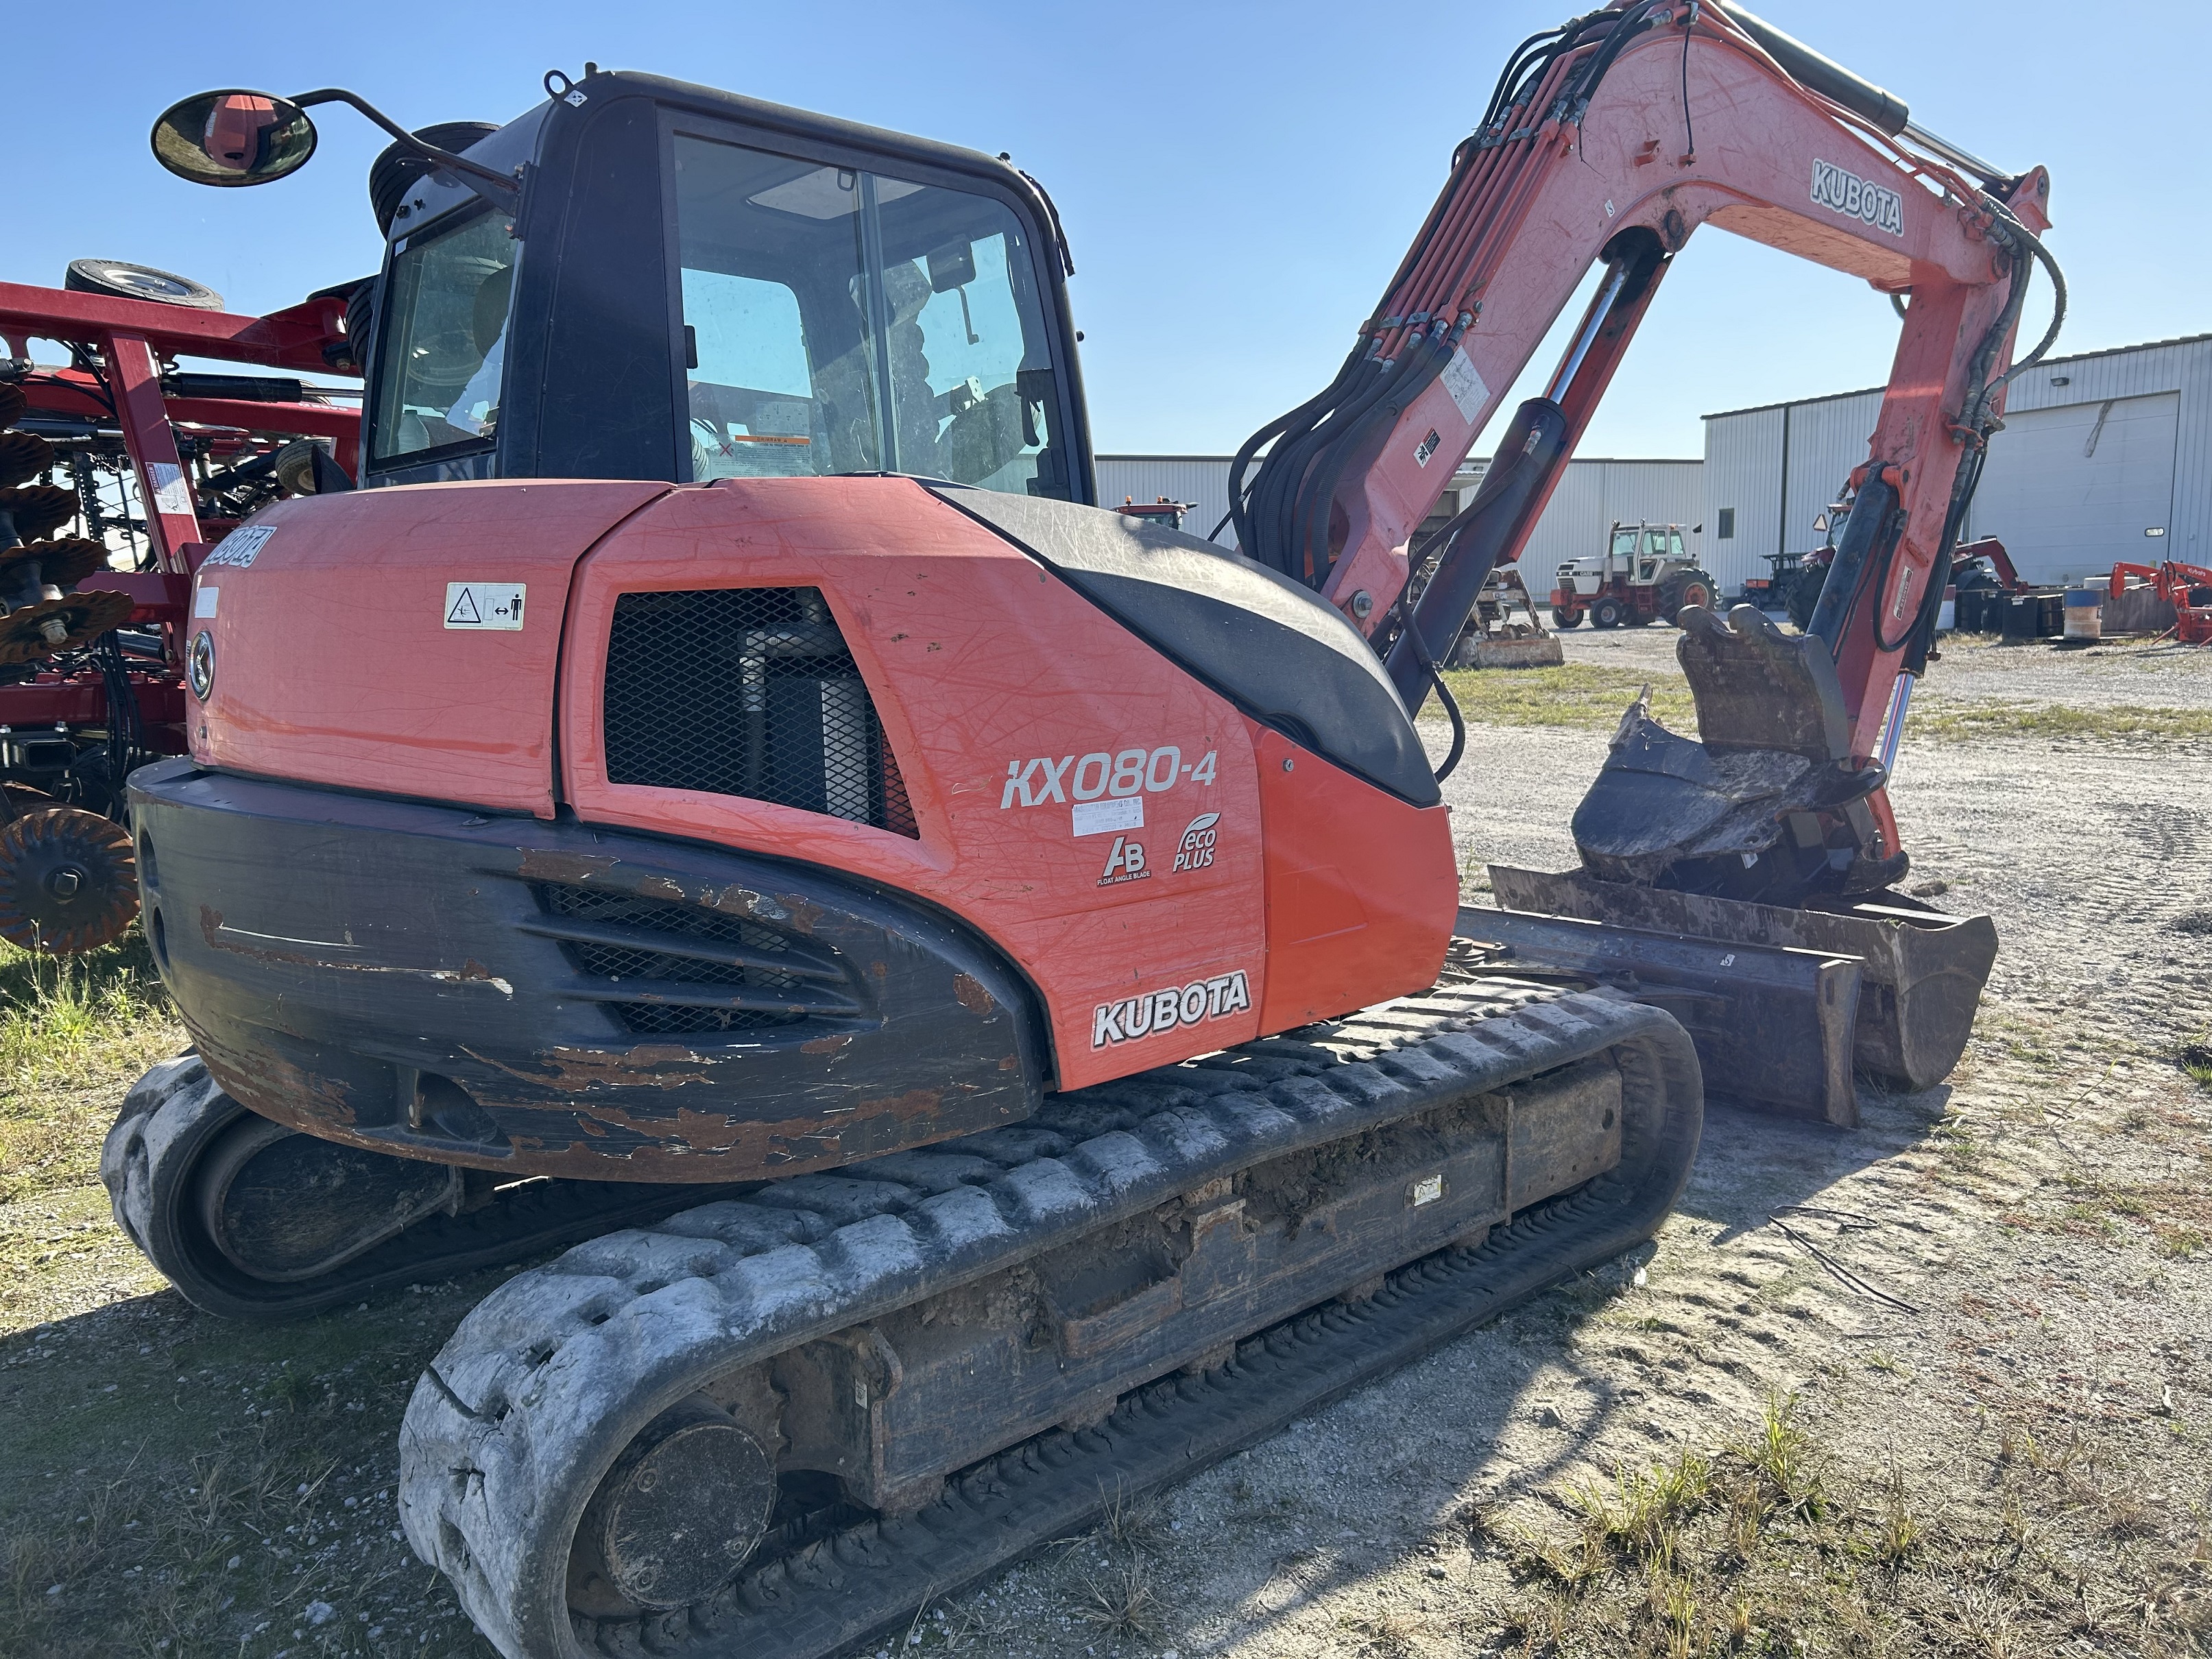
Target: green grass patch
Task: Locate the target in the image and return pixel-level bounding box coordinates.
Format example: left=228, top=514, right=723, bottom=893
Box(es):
left=1434, top=664, right=1696, bottom=732
left=0, top=933, right=180, bottom=1207
left=1430, top=663, right=2212, bottom=747
left=1908, top=701, right=2212, bottom=743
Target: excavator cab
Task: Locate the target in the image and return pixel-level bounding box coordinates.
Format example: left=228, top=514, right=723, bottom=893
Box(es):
left=163, top=75, right=1097, bottom=502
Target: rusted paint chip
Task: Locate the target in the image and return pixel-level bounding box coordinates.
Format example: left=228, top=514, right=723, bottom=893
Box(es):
left=952, top=973, right=996, bottom=1015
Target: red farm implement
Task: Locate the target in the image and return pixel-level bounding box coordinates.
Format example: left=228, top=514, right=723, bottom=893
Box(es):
left=0, top=266, right=361, bottom=949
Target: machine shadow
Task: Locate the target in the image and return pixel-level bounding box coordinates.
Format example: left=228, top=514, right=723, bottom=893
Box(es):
left=1137, top=1081, right=1948, bottom=1644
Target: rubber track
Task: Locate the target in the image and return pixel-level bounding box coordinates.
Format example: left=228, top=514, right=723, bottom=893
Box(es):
left=400, top=982, right=1701, bottom=1659
left=101, top=1056, right=742, bottom=1320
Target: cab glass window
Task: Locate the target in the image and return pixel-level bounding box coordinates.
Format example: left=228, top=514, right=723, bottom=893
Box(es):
left=372, top=208, right=517, bottom=461
left=673, top=134, right=1062, bottom=495
left=1610, top=529, right=1639, bottom=559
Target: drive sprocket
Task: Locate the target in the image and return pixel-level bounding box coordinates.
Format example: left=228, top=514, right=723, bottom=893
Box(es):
left=0, top=806, right=139, bottom=952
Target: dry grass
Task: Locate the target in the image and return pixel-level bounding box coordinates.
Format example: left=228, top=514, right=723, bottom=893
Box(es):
left=1482, top=1395, right=2212, bottom=1658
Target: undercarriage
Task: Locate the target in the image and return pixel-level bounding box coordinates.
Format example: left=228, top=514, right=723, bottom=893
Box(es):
left=104, top=957, right=1699, bottom=1658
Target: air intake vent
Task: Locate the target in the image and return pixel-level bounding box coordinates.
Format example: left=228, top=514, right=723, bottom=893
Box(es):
left=529, top=883, right=863, bottom=1037
left=603, top=587, right=917, bottom=836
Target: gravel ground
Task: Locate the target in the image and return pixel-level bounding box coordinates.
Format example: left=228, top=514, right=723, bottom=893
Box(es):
left=1, top=631, right=2207, bottom=1658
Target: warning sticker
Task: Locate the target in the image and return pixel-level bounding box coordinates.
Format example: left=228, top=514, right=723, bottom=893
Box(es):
left=444, top=583, right=526, bottom=631
left=146, top=462, right=193, bottom=516
left=1441, top=348, right=1489, bottom=423
left=193, top=585, right=219, bottom=618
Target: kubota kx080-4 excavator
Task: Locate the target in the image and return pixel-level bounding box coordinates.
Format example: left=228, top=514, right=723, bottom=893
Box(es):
left=101, top=5, right=2056, bottom=1653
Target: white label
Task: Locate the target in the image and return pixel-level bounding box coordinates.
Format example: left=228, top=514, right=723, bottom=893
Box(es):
left=1072, top=796, right=1142, bottom=838
left=1441, top=349, right=1489, bottom=424
left=201, top=524, right=274, bottom=569
left=1810, top=159, right=1905, bottom=237
left=193, top=585, right=219, bottom=618
left=444, top=583, right=527, bottom=631
left=1411, top=1174, right=1444, bottom=1207
left=147, top=462, right=192, bottom=516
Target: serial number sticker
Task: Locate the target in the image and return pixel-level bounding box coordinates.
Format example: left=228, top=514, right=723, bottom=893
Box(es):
left=201, top=524, right=275, bottom=569
left=1072, top=797, right=1142, bottom=838
left=444, top=583, right=526, bottom=631
left=1410, top=1174, right=1444, bottom=1207
left=193, top=585, right=219, bottom=618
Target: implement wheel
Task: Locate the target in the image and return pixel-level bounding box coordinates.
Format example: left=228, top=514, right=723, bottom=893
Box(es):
left=0, top=807, right=138, bottom=952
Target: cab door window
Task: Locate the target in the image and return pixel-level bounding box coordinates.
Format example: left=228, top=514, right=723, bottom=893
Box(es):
left=372, top=207, right=517, bottom=461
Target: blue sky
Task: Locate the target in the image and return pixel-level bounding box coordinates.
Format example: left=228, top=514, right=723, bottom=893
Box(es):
left=7, top=1, right=2202, bottom=459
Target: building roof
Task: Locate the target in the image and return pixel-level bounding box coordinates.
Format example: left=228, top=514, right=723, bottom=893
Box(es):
left=1700, top=330, right=2212, bottom=423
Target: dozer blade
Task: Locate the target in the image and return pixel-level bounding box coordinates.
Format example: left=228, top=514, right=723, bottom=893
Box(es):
left=1458, top=905, right=1861, bottom=1125
left=1490, top=864, right=1997, bottom=1100
left=396, top=971, right=1701, bottom=1659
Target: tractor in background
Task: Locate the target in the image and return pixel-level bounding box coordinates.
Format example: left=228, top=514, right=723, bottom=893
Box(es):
left=1550, top=520, right=1716, bottom=629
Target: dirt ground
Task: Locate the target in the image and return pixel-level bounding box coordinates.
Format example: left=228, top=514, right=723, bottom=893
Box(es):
left=1, top=628, right=2207, bottom=1659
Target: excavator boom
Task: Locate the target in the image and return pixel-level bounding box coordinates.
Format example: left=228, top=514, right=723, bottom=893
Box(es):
left=1233, top=0, right=2056, bottom=882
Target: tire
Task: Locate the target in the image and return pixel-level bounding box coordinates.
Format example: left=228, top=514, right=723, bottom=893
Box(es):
left=370, top=122, right=501, bottom=235
left=1786, top=564, right=1825, bottom=633
left=65, top=259, right=224, bottom=310
left=1589, top=596, right=1626, bottom=629
left=1657, top=569, right=1718, bottom=625
left=1550, top=607, right=1583, bottom=630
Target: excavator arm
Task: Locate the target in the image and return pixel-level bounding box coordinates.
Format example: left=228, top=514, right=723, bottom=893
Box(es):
left=1231, top=0, right=2059, bottom=901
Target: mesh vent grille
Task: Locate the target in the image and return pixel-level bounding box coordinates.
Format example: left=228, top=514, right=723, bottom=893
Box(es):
left=603, top=587, right=917, bottom=837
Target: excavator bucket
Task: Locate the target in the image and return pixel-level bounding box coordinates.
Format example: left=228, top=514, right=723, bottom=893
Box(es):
left=1488, top=605, right=1997, bottom=1124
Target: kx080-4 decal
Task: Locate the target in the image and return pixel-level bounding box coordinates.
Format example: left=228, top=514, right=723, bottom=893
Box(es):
left=1002, top=745, right=1217, bottom=808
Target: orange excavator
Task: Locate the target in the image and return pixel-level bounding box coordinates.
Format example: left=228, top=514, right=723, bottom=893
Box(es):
left=98, top=5, right=2056, bottom=1653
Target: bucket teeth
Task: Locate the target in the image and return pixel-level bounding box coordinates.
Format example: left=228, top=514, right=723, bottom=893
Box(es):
left=0, top=589, right=134, bottom=664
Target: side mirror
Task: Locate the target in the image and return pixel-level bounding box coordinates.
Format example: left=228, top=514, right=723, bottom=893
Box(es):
left=1812, top=513, right=1830, bottom=534
left=926, top=241, right=978, bottom=293
left=152, top=90, right=317, bottom=186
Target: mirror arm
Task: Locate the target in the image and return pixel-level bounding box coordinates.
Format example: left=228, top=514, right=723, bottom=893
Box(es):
left=289, top=87, right=520, bottom=206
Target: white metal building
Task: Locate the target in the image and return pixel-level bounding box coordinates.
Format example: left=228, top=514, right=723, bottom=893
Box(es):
left=1700, top=333, right=2212, bottom=592
left=1096, top=454, right=1704, bottom=567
